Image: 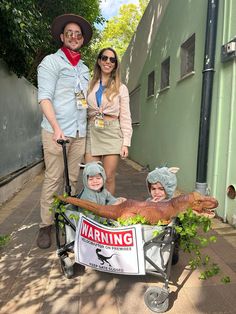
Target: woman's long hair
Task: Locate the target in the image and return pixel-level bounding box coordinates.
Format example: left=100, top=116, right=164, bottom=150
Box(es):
left=88, top=47, right=121, bottom=100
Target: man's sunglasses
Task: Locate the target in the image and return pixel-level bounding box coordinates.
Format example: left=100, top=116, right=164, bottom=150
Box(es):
left=65, top=30, right=83, bottom=40
left=100, top=55, right=116, bottom=64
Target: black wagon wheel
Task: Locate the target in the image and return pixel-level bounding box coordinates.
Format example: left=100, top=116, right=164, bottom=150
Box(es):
left=144, top=286, right=169, bottom=313
left=60, top=255, right=74, bottom=279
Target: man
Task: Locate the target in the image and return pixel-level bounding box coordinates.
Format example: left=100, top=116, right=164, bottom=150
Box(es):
left=37, top=14, right=93, bottom=249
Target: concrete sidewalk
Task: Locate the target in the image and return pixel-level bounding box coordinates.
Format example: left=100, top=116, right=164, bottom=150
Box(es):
left=0, top=160, right=236, bottom=314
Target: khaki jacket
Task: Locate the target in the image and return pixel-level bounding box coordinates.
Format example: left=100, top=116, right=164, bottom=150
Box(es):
left=87, top=81, right=133, bottom=146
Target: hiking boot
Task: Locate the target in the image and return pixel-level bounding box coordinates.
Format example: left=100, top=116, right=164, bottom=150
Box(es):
left=37, top=225, right=52, bottom=249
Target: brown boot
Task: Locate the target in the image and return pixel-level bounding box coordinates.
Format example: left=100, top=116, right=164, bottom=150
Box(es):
left=37, top=225, right=52, bottom=249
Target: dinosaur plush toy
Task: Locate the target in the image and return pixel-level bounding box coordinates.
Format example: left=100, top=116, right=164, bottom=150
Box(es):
left=57, top=192, right=218, bottom=225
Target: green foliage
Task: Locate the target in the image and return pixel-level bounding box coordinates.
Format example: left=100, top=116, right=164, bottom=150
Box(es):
left=198, top=263, right=220, bottom=280
left=0, top=234, right=10, bottom=248
left=118, top=214, right=148, bottom=226
left=221, top=276, right=231, bottom=284
left=93, top=0, right=149, bottom=60
left=50, top=195, right=69, bottom=229
left=177, top=209, right=229, bottom=283
left=0, top=0, right=103, bottom=84
left=0, top=0, right=48, bottom=79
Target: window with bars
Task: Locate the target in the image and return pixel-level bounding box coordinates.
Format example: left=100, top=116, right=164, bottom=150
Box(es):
left=129, top=86, right=141, bottom=125
left=160, top=57, right=170, bottom=89
left=180, top=34, right=195, bottom=77
left=147, top=70, right=155, bottom=97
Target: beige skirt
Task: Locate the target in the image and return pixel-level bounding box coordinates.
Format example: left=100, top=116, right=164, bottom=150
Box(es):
left=86, top=119, right=123, bottom=156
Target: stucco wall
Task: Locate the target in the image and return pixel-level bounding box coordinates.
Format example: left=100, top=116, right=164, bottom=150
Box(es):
left=121, top=0, right=236, bottom=225
left=121, top=0, right=170, bottom=93
left=0, top=59, right=42, bottom=179
left=121, top=0, right=208, bottom=192
left=207, top=0, right=236, bottom=224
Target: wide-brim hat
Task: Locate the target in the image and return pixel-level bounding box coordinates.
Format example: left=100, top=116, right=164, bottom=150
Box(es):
left=51, top=14, right=93, bottom=46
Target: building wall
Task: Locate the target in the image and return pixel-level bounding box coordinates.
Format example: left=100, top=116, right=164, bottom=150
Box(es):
left=122, top=0, right=208, bottom=192
left=121, top=0, right=236, bottom=225
left=208, top=0, right=236, bottom=224
left=0, top=59, right=42, bottom=179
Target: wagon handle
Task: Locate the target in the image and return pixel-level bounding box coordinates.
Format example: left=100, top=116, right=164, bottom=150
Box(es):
left=57, top=139, right=71, bottom=196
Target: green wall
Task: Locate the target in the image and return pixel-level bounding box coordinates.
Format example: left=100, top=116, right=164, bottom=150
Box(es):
left=207, top=0, right=236, bottom=223
left=126, top=0, right=208, bottom=192
left=122, top=0, right=236, bottom=225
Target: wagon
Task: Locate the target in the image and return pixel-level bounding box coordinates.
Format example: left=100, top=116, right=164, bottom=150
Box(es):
left=54, top=139, right=179, bottom=313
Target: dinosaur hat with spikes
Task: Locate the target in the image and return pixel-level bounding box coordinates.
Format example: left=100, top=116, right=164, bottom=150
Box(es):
left=146, top=166, right=179, bottom=199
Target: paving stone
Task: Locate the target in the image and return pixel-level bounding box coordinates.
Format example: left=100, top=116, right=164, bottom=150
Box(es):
left=40, top=295, right=80, bottom=314
left=80, top=292, right=119, bottom=314
left=80, top=268, right=116, bottom=294
left=183, top=284, right=236, bottom=313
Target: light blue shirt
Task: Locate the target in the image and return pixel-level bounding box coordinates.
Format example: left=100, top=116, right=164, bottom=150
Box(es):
left=37, top=49, right=89, bottom=138
left=95, top=80, right=106, bottom=108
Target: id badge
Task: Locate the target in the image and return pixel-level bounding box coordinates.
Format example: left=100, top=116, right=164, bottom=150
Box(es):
left=95, top=114, right=104, bottom=129
left=75, top=91, right=88, bottom=109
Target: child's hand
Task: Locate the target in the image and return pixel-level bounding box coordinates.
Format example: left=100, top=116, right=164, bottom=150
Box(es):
left=114, top=197, right=127, bottom=205
left=151, top=197, right=159, bottom=203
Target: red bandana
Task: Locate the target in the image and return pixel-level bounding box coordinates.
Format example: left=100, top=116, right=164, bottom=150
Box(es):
left=61, top=46, right=81, bottom=66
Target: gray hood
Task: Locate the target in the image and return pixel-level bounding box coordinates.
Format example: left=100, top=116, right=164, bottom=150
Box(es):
left=82, top=162, right=106, bottom=191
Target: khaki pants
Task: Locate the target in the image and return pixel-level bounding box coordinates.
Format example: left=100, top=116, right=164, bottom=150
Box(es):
left=40, top=129, right=85, bottom=227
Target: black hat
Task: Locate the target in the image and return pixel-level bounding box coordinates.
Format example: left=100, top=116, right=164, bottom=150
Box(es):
left=51, top=14, right=93, bottom=46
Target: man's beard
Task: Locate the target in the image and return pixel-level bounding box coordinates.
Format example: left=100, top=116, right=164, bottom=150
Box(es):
left=65, top=42, right=81, bottom=52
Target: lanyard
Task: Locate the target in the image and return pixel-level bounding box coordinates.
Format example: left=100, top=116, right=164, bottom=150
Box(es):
left=74, top=67, right=83, bottom=93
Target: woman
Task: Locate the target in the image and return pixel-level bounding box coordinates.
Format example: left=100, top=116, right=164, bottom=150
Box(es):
left=85, top=47, right=132, bottom=194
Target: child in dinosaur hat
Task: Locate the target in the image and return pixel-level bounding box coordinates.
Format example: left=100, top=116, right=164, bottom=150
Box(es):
left=146, top=166, right=179, bottom=202
left=79, top=161, right=125, bottom=205
left=146, top=166, right=180, bottom=265
left=65, top=162, right=125, bottom=247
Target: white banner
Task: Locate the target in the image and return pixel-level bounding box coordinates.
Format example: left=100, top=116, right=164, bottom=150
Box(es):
left=74, top=214, right=145, bottom=275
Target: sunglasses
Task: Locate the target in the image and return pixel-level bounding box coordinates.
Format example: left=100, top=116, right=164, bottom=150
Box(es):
left=100, top=55, right=116, bottom=64
left=65, top=30, right=83, bottom=40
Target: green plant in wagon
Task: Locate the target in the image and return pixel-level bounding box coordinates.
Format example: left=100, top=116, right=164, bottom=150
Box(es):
left=50, top=194, right=70, bottom=229
left=176, top=208, right=230, bottom=283
left=117, top=208, right=230, bottom=283
left=51, top=195, right=230, bottom=283
left=51, top=194, right=92, bottom=228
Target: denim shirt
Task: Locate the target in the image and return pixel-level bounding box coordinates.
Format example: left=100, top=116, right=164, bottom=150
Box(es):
left=37, top=49, right=89, bottom=138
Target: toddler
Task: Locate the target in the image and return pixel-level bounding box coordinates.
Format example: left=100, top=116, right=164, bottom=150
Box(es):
left=79, top=161, right=125, bottom=206
left=146, top=166, right=179, bottom=202
left=146, top=166, right=180, bottom=265
left=66, top=162, right=125, bottom=246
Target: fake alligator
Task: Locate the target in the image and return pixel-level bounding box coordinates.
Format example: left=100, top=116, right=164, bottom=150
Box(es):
left=57, top=192, right=218, bottom=225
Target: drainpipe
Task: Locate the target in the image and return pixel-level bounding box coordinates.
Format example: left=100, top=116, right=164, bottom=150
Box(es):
left=195, top=0, right=219, bottom=195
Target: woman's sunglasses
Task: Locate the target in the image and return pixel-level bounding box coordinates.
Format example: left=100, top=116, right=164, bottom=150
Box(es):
left=100, top=55, right=116, bottom=64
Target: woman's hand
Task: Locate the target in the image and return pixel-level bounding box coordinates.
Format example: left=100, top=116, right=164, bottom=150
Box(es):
left=120, top=146, right=129, bottom=159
